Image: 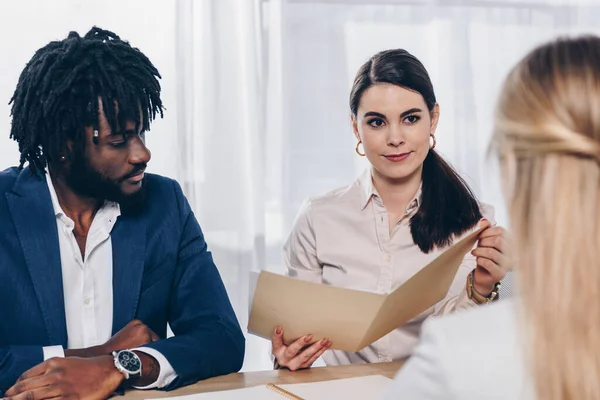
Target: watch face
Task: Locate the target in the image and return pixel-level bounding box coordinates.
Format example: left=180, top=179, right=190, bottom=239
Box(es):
left=118, top=351, right=141, bottom=373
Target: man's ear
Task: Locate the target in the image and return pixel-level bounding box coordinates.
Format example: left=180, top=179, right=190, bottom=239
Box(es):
left=65, top=138, right=76, bottom=159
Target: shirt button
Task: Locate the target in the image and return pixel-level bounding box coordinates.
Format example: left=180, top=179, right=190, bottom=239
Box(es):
left=84, top=298, right=91, bottom=305
left=384, top=254, right=392, bottom=262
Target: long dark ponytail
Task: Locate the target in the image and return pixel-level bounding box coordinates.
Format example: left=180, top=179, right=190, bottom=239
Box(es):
left=350, top=49, right=482, bottom=253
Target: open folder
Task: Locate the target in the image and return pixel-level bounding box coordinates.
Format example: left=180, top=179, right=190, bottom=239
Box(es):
left=248, top=225, right=483, bottom=352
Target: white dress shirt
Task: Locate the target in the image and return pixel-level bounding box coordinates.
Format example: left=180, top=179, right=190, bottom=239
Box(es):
left=41, top=173, right=177, bottom=389
left=383, top=299, right=534, bottom=399
left=284, top=169, right=494, bottom=365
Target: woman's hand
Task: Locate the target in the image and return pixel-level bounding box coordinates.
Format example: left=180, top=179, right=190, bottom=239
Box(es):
left=471, top=220, right=512, bottom=295
left=271, top=326, right=332, bottom=371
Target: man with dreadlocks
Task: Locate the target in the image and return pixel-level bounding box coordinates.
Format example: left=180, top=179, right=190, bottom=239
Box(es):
left=0, top=27, right=245, bottom=398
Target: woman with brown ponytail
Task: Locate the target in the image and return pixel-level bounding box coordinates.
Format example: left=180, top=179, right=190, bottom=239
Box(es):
left=270, top=49, right=511, bottom=371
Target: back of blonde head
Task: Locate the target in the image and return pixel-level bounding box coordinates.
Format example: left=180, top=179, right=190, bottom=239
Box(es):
left=494, top=36, right=600, bottom=399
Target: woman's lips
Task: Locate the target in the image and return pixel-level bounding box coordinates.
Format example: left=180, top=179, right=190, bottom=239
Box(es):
left=384, top=152, right=411, bottom=162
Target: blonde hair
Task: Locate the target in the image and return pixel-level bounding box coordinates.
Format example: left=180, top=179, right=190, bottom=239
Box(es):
left=493, top=36, right=600, bottom=399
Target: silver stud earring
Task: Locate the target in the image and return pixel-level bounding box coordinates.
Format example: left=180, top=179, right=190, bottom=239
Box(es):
left=93, top=129, right=99, bottom=144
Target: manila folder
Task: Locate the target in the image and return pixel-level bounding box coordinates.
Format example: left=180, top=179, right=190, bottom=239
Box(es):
left=247, top=226, right=483, bottom=352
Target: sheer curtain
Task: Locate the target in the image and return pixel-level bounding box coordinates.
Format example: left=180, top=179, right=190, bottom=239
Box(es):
left=173, top=0, right=267, bottom=371
left=1, top=0, right=600, bottom=373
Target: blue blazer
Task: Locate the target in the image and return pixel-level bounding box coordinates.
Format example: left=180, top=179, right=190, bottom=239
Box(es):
left=0, top=167, right=245, bottom=393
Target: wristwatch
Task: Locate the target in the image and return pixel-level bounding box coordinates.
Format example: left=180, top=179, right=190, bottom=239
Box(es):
left=112, top=350, right=142, bottom=380
left=466, top=269, right=501, bottom=304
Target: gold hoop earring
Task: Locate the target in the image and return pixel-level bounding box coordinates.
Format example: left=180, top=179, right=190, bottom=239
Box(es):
left=430, top=134, right=436, bottom=150
left=355, top=141, right=365, bottom=157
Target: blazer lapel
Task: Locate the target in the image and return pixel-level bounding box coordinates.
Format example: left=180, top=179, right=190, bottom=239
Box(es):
left=6, top=168, right=68, bottom=346
left=111, top=212, right=146, bottom=335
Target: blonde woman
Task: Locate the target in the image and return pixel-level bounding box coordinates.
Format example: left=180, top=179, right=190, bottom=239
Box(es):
left=384, top=35, right=600, bottom=400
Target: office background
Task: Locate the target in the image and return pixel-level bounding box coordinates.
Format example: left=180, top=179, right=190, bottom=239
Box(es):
left=0, top=0, right=598, bottom=371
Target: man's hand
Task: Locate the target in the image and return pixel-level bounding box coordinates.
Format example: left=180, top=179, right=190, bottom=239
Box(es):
left=66, top=320, right=160, bottom=358
left=4, top=356, right=123, bottom=400
left=100, top=320, right=160, bottom=354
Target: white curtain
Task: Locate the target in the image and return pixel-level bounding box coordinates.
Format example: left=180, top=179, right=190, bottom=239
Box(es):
left=173, top=0, right=266, bottom=371
left=1, top=0, right=600, bottom=372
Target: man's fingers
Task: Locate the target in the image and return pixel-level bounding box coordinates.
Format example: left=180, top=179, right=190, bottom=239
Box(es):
left=122, top=319, right=143, bottom=331
left=149, top=329, right=160, bottom=342
left=16, top=361, right=52, bottom=383
left=4, top=385, right=62, bottom=400
left=6, top=375, right=53, bottom=397
left=283, top=334, right=314, bottom=361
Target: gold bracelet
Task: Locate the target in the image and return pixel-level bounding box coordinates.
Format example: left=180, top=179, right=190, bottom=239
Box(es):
left=466, top=269, right=501, bottom=304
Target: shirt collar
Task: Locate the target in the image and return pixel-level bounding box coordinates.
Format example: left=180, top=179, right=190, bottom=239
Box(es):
left=357, top=168, right=422, bottom=213
left=45, top=170, right=121, bottom=221
left=45, top=170, right=67, bottom=218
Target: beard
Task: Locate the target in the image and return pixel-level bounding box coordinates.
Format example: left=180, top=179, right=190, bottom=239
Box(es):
left=65, top=150, right=147, bottom=214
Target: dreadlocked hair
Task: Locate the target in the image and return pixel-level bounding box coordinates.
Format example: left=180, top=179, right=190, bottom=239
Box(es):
left=9, top=26, right=164, bottom=174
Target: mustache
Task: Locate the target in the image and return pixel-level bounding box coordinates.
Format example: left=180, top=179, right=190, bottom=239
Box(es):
left=120, top=163, right=147, bottom=181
